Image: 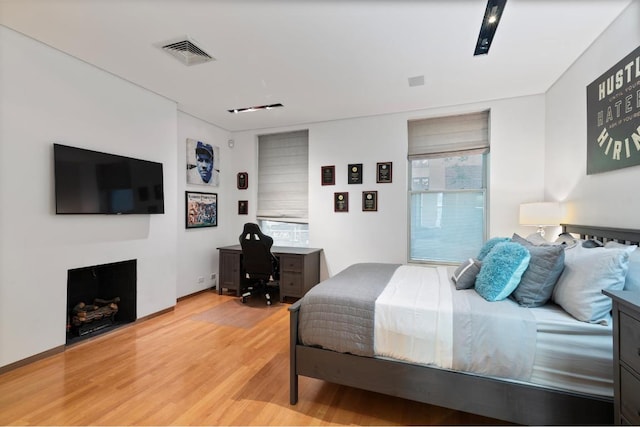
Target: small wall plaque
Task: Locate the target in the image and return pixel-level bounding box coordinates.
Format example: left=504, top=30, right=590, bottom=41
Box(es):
left=237, top=172, right=248, bottom=189
left=321, top=165, right=335, bottom=185
left=334, top=192, right=349, bottom=212
left=348, top=163, right=363, bottom=184
left=362, top=191, right=378, bottom=211
left=238, top=200, right=248, bottom=215
left=376, top=162, right=392, bottom=183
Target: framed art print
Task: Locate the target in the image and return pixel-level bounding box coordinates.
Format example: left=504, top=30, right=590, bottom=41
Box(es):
left=185, top=191, right=217, bottom=228
left=321, top=165, right=335, bottom=185
left=376, top=162, right=392, bottom=183
left=362, top=191, right=378, bottom=211
left=334, top=192, right=349, bottom=212
left=186, top=138, right=220, bottom=187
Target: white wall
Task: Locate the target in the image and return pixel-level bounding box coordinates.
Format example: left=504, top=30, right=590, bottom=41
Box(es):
left=545, top=0, right=640, bottom=227
left=14, top=0, right=629, bottom=365
left=176, top=112, right=235, bottom=298
left=0, top=26, right=178, bottom=367
left=232, top=94, right=546, bottom=277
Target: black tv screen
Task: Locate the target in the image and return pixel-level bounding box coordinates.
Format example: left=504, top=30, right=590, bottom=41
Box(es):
left=54, top=143, right=165, bottom=214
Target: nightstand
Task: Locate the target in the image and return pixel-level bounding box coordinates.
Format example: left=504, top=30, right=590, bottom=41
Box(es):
left=604, top=290, right=640, bottom=425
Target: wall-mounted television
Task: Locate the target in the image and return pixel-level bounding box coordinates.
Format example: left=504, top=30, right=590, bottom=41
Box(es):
left=54, top=143, right=165, bottom=214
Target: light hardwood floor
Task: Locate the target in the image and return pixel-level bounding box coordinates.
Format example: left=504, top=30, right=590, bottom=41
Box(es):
left=0, top=291, right=506, bottom=425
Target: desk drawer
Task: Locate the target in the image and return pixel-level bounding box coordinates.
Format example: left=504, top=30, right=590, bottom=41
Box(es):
left=281, top=271, right=303, bottom=295
left=621, top=366, right=640, bottom=425
left=620, top=312, right=640, bottom=374
left=280, top=255, right=303, bottom=272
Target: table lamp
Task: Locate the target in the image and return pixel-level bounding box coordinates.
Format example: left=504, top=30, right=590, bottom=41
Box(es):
left=519, top=202, right=561, bottom=238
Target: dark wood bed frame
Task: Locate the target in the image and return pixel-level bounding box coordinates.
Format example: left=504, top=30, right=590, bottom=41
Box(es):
left=289, top=224, right=640, bottom=425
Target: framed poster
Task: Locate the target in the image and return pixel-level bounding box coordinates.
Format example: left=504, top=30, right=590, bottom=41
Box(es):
left=362, top=191, right=378, bottom=211
left=321, top=165, right=335, bottom=185
left=376, top=162, right=393, bottom=183
left=186, top=138, right=220, bottom=186
left=185, top=191, right=217, bottom=229
left=238, top=200, right=248, bottom=215
left=348, top=163, right=363, bottom=184
left=334, top=192, right=349, bottom=212
left=237, top=172, right=248, bottom=189
left=586, top=44, right=640, bottom=174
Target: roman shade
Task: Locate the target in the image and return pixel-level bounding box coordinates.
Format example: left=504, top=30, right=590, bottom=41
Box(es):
left=257, top=130, right=309, bottom=223
left=408, top=110, right=490, bottom=158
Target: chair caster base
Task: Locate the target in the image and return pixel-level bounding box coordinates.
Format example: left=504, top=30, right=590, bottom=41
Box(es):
left=241, top=292, right=251, bottom=304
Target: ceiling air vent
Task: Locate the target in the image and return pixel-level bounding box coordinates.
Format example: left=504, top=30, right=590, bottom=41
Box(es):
left=160, top=37, right=215, bottom=66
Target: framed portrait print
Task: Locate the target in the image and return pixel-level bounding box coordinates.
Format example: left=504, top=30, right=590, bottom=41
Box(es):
left=334, top=192, right=349, bottom=212
left=362, top=191, right=378, bottom=211
left=321, top=165, right=335, bottom=186
left=376, top=162, right=392, bottom=183
left=186, top=138, right=220, bottom=187
left=348, top=163, right=363, bottom=184
left=238, top=200, right=248, bottom=215
left=237, top=172, right=248, bottom=189
left=185, top=191, right=217, bottom=229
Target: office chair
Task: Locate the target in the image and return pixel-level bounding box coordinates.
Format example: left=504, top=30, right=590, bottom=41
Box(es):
left=238, top=223, right=279, bottom=305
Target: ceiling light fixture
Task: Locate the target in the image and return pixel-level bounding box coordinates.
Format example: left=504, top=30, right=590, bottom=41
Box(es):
left=474, top=0, right=507, bottom=56
left=227, top=103, right=284, bottom=114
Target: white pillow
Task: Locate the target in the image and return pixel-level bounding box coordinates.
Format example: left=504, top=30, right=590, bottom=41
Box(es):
left=552, top=244, right=633, bottom=325
left=605, top=242, right=640, bottom=292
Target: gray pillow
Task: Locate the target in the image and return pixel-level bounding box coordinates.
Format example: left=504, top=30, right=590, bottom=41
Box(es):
left=511, top=235, right=565, bottom=307
left=605, top=242, right=640, bottom=292
left=451, top=258, right=481, bottom=290
left=552, top=244, right=633, bottom=324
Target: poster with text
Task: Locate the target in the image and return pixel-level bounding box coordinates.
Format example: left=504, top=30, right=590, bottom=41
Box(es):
left=586, top=45, right=640, bottom=174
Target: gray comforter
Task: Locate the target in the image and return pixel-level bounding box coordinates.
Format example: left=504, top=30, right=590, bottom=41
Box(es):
left=298, top=263, right=400, bottom=357
left=298, top=262, right=537, bottom=381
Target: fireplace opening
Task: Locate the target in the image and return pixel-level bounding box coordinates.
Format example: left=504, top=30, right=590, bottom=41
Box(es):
left=66, top=259, right=137, bottom=345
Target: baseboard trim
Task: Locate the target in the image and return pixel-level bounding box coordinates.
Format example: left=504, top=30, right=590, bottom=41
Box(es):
left=177, top=287, right=216, bottom=302
left=0, top=305, right=176, bottom=373
left=0, top=345, right=65, bottom=376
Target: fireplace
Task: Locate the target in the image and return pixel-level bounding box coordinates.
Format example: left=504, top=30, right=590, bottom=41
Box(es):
left=66, top=259, right=137, bottom=345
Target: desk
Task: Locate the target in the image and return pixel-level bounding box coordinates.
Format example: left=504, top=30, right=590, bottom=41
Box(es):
left=217, top=245, right=322, bottom=302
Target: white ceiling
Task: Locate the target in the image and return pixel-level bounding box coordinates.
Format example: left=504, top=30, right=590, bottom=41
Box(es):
left=0, top=0, right=632, bottom=132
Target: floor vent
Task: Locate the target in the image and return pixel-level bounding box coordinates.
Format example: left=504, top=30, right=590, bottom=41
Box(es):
left=160, top=37, right=215, bottom=66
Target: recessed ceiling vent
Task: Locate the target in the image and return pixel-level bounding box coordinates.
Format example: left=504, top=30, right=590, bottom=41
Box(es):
left=159, top=36, right=215, bottom=66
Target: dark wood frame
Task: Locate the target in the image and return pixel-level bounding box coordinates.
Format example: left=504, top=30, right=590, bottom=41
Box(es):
left=289, top=224, right=640, bottom=425
left=362, top=191, right=377, bottom=212
left=334, top=192, right=348, bottom=212
left=347, top=163, right=362, bottom=184
left=321, top=165, right=335, bottom=186
left=238, top=200, right=248, bottom=215
left=376, top=161, right=392, bottom=183
left=237, top=172, right=248, bottom=189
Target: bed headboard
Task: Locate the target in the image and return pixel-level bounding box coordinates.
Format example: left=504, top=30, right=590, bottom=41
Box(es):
left=561, top=223, right=640, bottom=245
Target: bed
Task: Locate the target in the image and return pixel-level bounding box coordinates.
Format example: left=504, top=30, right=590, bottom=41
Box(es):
left=289, top=224, right=640, bottom=425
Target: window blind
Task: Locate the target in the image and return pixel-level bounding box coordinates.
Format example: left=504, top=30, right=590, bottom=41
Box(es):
left=408, top=111, right=490, bottom=158
left=257, top=130, right=309, bottom=223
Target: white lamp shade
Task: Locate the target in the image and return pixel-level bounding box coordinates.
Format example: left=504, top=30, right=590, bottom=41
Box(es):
left=519, top=202, right=561, bottom=226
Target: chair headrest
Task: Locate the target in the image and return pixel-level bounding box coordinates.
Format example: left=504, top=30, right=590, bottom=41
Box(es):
left=239, top=223, right=273, bottom=246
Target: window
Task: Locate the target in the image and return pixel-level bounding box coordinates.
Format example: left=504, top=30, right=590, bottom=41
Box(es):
left=257, top=130, right=309, bottom=247
left=258, top=220, right=309, bottom=247
left=408, top=112, right=489, bottom=263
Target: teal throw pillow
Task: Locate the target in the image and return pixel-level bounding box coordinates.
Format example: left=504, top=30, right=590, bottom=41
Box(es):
left=477, top=237, right=510, bottom=261
left=475, top=242, right=531, bottom=302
